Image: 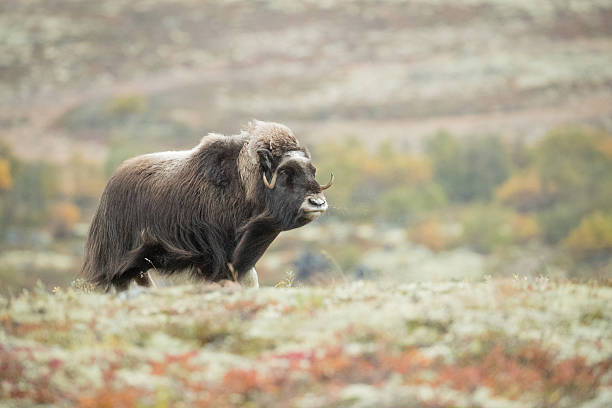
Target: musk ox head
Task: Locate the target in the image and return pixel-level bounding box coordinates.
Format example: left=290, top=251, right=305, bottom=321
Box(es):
left=239, top=121, right=333, bottom=230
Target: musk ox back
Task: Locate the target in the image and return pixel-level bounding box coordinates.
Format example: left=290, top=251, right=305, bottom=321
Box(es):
left=81, top=121, right=333, bottom=291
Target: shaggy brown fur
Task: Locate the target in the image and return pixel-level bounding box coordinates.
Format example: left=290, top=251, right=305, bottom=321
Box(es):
left=81, top=121, right=330, bottom=291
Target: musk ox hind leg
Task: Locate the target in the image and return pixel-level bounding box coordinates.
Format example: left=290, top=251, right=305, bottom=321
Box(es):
left=111, top=231, right=223, bottom=291
left=109, top=242, right=167, bottom=291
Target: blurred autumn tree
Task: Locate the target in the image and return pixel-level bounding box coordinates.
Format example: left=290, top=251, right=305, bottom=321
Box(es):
left=563, top=212, right=612, bottom=259
left=496, top=172, right=544, bottom=212
left=52, top=202, right=81, bottom=239
left=410, top=218, right=448, bottom=251
left=459, top=205, right=515, bottom=254
left=9, top=161, right=60, bottom=228
left=315, top=138, right=444, bottom=221
left=491, top=127, right=612, bottom=272
left=60, top=154, right=106, bottom=212
left=379, top=183, right=447, bottom=223
left=533, top=128, right=612, bottom=245
left=313, top=138, right=367, bottom=217
left=316, top=128, right=610, bottom=274
left=0, top=158, right=12, bottom=191
left=0, top=144, right=14, bottom=239
left=426, top=132, right=511, bottom=202
left=0, top=143, right=64, bottom=244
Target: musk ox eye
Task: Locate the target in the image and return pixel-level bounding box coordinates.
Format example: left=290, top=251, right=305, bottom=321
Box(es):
left=280, top=168, right=295, bottom=178
left=277, top=169, right=290, bottom=183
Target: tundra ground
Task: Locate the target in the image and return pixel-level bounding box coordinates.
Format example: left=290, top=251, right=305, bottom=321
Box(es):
left=1, top=279, right=610, bottom=407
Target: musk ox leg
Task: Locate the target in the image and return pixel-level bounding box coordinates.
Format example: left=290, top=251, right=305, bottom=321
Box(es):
left=134, top=270, right=155, bottom=288
left=231, top=217, right=280, bottom=280
left=110, top=267, right=158, bottom=291
left=111, top=273, right=135, bottom=292
left=110, top=269, right=152, bottom=292
left=112, top=268, right=158, bottom=292
left=110, top=243, right=165, bottom=291
left=226, top=264, right=259, bottom=288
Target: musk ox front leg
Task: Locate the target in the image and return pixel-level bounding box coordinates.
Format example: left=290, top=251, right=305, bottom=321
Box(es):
left=226, top=265, right=259, bottom=288
left=240, top=268, right=259, bottom=288
left=229, top=217, right=280, bottom=284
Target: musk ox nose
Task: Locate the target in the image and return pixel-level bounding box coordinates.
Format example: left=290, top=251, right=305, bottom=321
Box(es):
left=301, top=193, right=328, bottom=220
left=308, top=196, right=326, bottom=207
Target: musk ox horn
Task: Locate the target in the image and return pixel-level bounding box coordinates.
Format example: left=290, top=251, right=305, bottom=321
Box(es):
left=262, top=171, right=278, bottom=189
left=319, top=173, right=334, bottom=190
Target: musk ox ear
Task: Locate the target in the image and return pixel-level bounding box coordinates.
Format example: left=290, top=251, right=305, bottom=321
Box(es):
left=257, top=148, right=274, bottom=176
left=258, top=149, right=277, bottom=189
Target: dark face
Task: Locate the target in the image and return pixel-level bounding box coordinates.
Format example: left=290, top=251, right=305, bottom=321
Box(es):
left=258, top=149, right=332, bottom=230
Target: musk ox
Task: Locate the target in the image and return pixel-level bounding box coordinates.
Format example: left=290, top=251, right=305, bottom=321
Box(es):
left=81, top=121, right=333, bottom=291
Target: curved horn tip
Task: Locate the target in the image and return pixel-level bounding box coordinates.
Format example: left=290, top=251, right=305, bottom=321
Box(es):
left=320, top=172, right=334, bottom=190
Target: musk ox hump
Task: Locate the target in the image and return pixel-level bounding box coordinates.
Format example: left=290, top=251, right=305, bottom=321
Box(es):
left=192, top=134, right=245, bottom=188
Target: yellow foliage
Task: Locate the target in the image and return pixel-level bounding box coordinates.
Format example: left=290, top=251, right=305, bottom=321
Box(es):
left=377, top=141, right=432, bottom=185
left=60, top=155, right=106, bottom=198
left=316, top=141, right=367, bottom=207
left=563, top=212, right=612, bottom=255
left=317, top=140, right=433, bottom=212
left=362, top=156, right=382, bottom=176
left=0, top=159, right=12, bottom=191
left=596, top=138, right=612, bottom=159
left=496, top=172, right=542, bottom=204
left=511, top=214, right=539, bottom=242
left=105, top=94, right=147, bottom=116
left=53, top=202, right=81, bottom=235
left=410, top=219, right=447, bottom=251
left=383, top=155, right=432, bottom=185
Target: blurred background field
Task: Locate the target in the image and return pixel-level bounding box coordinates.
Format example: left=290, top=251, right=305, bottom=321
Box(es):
left=1, top=0, right=611, bottom=292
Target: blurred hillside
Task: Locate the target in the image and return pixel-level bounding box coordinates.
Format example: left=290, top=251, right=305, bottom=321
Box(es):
left=2, top=0, right=612, bottom=161
left=1, top=0, right=611, bottom=291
